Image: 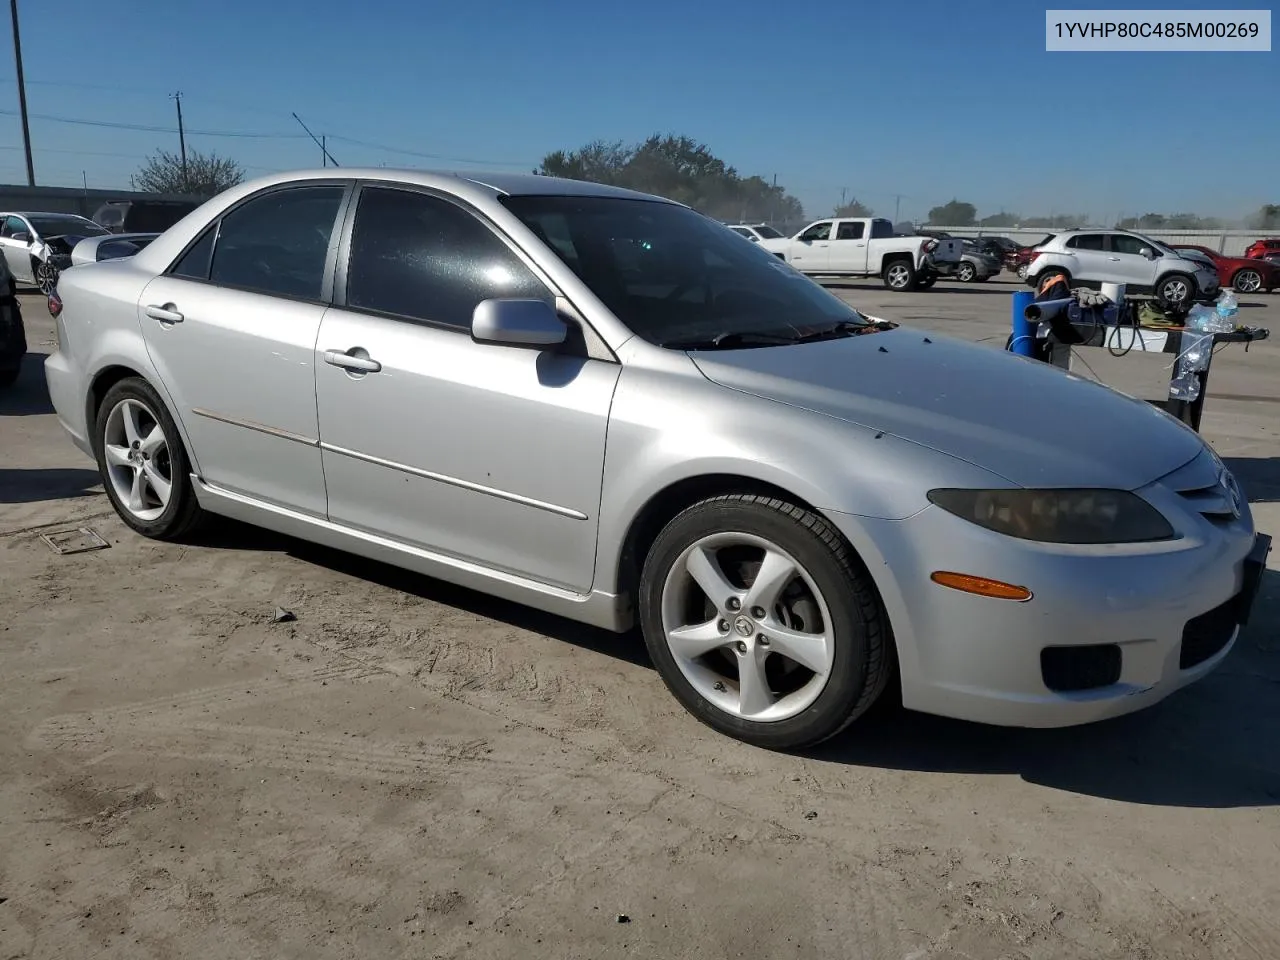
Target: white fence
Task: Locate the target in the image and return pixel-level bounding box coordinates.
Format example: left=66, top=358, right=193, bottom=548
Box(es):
left=925, top=227, right=1268, bottom=258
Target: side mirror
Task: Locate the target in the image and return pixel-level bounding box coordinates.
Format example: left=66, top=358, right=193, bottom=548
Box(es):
left=471, top=298, right=566, bottom=348
left=12, top=231, right=30, bottom=243
left=1139, top=246, right=1156, bottom=259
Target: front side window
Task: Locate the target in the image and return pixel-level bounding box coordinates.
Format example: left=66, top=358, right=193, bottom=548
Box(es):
left=207, top=185, right=345, bottom=300
left=754, top=225, right=783, bottom=239
left=799, top=221, right=833, bottom=242
left=1, top=216, right=27, bottom=239
left=501, top=195, right=868, bottom=347
left=345, top=187, right=550, bottom=330
left=1110, top=234, right=1149, bottom=256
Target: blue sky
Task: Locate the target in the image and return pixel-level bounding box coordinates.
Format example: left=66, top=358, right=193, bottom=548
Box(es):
left=0, top=0, right=1274, bottom=222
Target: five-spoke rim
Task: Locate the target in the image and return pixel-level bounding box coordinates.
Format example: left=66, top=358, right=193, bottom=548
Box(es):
left=36, top=261, right=57, bottom=295
left=1235, top=270, right=1261, bottom=293
left=660, top=532, right=836, bottom=723
left=1161, top=278, right=1190, bottom=302
left=103, top=398, right=173, bottom=521
left=886, top=264, right=910, bottom=288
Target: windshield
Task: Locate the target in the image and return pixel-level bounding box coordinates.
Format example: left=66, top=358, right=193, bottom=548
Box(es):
left=30, top=216, right=108, bottom=238
left=501, top=195, right=868, bottom=347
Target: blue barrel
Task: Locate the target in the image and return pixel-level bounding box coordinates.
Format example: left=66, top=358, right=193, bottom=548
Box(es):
left=1010, top=291, right=1036, bottom=357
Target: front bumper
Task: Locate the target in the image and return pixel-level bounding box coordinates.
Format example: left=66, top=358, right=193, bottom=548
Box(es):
left=829, top=505, right=1267, bottom=728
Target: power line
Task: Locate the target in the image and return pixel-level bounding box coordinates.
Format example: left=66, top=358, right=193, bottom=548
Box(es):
left=323, top=132, right=534, bottom=168
left=0, top=107, right=307, bottom=139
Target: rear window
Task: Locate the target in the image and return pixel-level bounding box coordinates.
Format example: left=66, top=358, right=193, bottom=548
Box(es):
left=123, top=203, right=198, bottom=233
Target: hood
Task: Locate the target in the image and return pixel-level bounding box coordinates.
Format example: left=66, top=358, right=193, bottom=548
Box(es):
left=690, top=327, right=1204, bottom=489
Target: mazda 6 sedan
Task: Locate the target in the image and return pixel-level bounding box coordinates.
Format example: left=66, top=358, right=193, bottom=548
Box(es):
left=45, top=169, right=1270, bottom=750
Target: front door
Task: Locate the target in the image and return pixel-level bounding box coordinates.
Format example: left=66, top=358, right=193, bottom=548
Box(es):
left=1107, top=233, right=1159, bottom=289
left=789, top=221, right=832, bottom=273
left=138, top=182, right=351, bottom=516
left=315, top=184, right=619, bottom=592
left=0, top=215, right=34, bottom=283
left=827, top=220, right=868, bottom=272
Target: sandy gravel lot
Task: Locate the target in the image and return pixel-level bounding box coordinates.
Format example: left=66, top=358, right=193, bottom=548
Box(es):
left=2, top=281, right=1278, bottom=959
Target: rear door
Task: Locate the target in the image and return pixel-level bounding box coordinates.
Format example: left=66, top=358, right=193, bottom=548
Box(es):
left=1062, top=233, right=1110, bottom=282
left=137, top=181, right=351, bottom=516
left=789, top=221, right=832, bottom=273
left=827, top=220, right=869, bottom=272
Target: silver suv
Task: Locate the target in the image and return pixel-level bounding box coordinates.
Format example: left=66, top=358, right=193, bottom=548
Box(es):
left=1027, top=229, right=1219, bottom=305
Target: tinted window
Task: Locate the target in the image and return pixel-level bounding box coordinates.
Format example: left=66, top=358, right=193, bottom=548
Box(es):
left=208, top=186, right=344, bottom=299
left=755, top=225, right=783, bottom=239
left=836, top=222, right=865, bottom=240
left=799, top=222, right=832, bottom=241
left=126, top=203, right=198, bottom=233
left=501, top=195, right=869, bottom=347
left=1, top=216, right=26, bottom=238
left=345, top=187, right=550, bottom=329
left=170, top=226, right=217, bottom=280
left=1066, top=234, right=1105, bottom=250
left=1110, top=234, right=1149, bottom=256
left=870, top=219, right=894, bottom=239
left=29, top=216, right=107, bottom=238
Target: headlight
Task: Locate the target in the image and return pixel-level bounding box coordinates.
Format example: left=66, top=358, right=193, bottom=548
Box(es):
left=926, top=488, right=1175, bottom=544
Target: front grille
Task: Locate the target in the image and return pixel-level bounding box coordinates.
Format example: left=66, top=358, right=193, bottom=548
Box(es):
left=1179, top=594, right=1240, bottom=669
left=1041, top=644, right=1122, bottom=692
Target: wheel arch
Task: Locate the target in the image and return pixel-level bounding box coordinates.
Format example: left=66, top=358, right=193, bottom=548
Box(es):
left=85, top=361, right=201, bottom=474
left=1229, top=266, right=1261, bottom=290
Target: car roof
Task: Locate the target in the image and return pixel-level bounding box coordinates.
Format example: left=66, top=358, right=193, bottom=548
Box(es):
left=221, top=167, right=681, bottom=206
left=0, top=211, right=96, bottom=219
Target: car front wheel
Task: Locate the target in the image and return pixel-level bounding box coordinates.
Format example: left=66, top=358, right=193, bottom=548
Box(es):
left=94, top=377, right=205, bottom=540
left=35, top=260, right=59, bottom=295
left=639, top=494, right=892, bottom=750
left=1156, top=273, right=1195, bottom=305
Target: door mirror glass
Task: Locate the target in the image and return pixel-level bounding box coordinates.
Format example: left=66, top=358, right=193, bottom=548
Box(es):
left=12, top=231, right=30, bottom=243
left=1139, top=246, right=1156, bottom=259
left=471, top=298, right=566, bottom=348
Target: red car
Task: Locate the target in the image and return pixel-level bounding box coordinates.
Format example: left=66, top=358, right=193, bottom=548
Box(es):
left=1007, top=234, right=1056, bottom=279
left=1171, top=244, right=1277, bottom=294
left=1244, top=238, right=1280, bottom=261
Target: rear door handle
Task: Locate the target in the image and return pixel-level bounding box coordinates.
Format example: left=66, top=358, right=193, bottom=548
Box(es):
left=1107, top=257, right=1122, bottom=261
left=324, top=349, right=382, bottom=373
left=145, top=303, right=184, bottom=324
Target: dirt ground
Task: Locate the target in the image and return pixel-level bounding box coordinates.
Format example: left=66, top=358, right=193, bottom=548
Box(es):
left=2, top=282, right=1279, bottom=960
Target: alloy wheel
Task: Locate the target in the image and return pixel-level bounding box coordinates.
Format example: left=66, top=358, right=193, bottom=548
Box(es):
left=1160, top=277, right=1190, bottom=303
left=886, top=264, right=910, bottom=289
left=1234, top=270, right=1261, bottom=293
left=36, top=261, right=58, bottom=295
left=660, top=532, right=836, bottom=722
left=102, top=398, right=173, bottom=522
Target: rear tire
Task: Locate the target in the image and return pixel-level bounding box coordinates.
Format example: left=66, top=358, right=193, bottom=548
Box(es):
left=883, top=259, right=916, bottom=292
left=1232, top=269, right=1262, bottom=294
left=639, top=494, right=893, bottom=751
left=1016, top=263, right=1030, bottom=281
left=956, top=261, right=977, bottom=282
left=93, top=377, right=205, bottom=540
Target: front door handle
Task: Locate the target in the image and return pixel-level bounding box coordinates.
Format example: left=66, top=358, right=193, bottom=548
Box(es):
left=145, top=303, right=184, bottom=324
left=1108, top=257, right=1121, bottom=261
left=324, top=349, right=382, bottom=374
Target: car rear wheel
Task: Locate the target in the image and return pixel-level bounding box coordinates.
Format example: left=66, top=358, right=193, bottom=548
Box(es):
left=94, top=377, right=205, bottom=540
left=1156, top=273, right=1195, bottom=305
left=639, top=494, right=892, bottom=750
left=883, top=260, right=916, bottom=292
left=956, top=261, right=977, bottom=282
left=1016, top=263, right=1030, bottom=281
left=1232, top=269, right=1262, bottom=294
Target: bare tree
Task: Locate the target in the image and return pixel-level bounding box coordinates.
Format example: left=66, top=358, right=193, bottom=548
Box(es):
left=833, top=199, right=873, bottom=217
left=132, top=148, right=245, bottom=198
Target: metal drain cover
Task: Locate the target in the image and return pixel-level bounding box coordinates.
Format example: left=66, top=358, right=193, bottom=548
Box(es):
left=40, top=528, right=111, bottom=555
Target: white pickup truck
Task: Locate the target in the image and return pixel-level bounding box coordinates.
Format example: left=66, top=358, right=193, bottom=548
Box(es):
left=758, top=217, right=963, bottom=291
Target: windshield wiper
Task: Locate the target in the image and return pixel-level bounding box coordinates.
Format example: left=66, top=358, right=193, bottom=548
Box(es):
left=661, top=330, right=801, bottom=350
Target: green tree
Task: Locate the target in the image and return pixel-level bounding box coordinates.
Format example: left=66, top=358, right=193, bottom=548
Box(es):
left=538, top=134, right=804, bottom=223
left=979, top=212, right=1019, bottom=228
left=834, top=198, right=873, bottom=217
left=132, top=147, right=244, bottom=198
left=1247, top=204, right=1280, bottom=230
left=927, top=199, right=977, bottom=226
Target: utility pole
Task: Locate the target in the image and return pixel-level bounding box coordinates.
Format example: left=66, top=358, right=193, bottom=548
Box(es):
left=9, top=0, right=34, bottom=186
left=893, top=193, right=905, bottom=223
left=291, top=113, right=339, bottom=167
left=321, top=135, right=326, bottom=168
left=840, top=187, right=847, bottom=208
left=172, top=91, right=188, bottom=190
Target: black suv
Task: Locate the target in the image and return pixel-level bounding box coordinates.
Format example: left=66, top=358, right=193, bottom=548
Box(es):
left=92, top=199, right=198, bottom=234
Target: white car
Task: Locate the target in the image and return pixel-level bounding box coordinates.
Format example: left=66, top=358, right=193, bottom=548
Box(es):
left=725, top=223, right=785, bottom=244
left=1027, top=230, right=1220, bottom=305
left=759, top=217, right=963, bottom=291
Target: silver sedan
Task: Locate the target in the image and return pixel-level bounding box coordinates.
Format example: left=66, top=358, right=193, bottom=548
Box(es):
left=44, top=169, right=1269, bottom=750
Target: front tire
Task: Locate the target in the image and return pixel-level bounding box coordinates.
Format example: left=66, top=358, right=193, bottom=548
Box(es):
left=34, top=259, right=59, bottom=295
left=883, top=259, right=916, bottom=292
left=1156, top=273, right=1195, bottom=305
left=94, top=377, right=205, bottom=540
left=1232, top=269, right=1262, bottom=294
left=638, top=494, right=892, bottom=750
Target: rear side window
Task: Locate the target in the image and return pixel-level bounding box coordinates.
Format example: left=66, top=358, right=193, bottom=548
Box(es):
left=126, top=203, right=196, bottom=233
left=870, top=219, right=893, bottom=239
left=1067, top=234, right=1105, bottom=251
left=836, top=222, right=865, bottom=240
left=344, top=186, right=550, bottom=330
left=206, top=186, right=345, bottom=300
left=170, top=227, right=217, bottom=280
